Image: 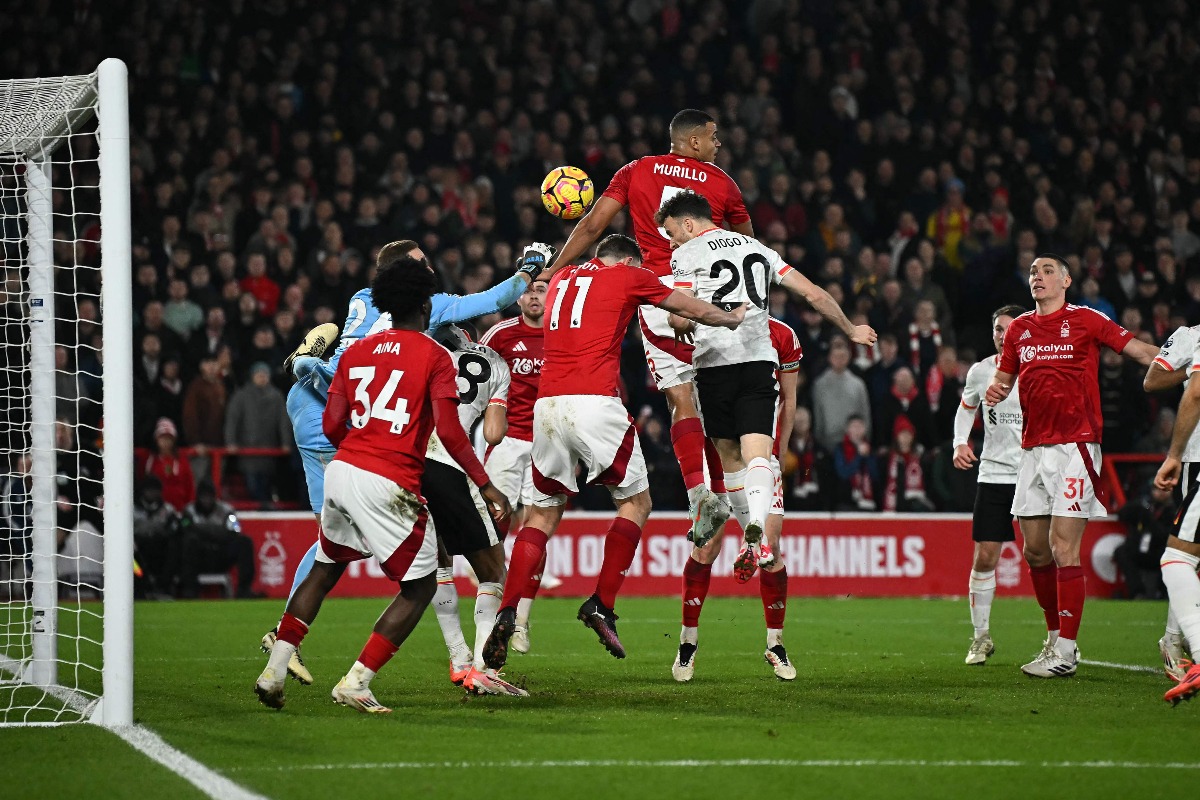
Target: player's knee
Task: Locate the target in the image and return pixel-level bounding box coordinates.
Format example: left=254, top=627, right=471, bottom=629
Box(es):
left=619, top=489, right=653, bottom=523
left=403, top=571, right=438, bottom=606
left=693, top=536, right=721, bottom=564
left=1021, top=543, right=1051, bottom=567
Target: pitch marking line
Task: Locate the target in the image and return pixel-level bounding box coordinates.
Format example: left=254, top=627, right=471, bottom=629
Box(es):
left=1079, top=659, right=1161, bottom=674
left=237, top=758, right=1200, bottom=772
left=112, top=725, right=268, bottom=800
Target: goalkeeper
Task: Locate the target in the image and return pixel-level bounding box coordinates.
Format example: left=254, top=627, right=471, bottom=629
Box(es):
left=260, top=239, right=554, bottom=684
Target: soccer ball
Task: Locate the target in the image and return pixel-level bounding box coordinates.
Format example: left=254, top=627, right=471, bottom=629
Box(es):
left=540, top=166, right=594, bottom=220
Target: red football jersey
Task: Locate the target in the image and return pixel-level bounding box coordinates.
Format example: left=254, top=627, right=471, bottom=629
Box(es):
left=479, top=317, right=543, bottom=442
left=539, top=258, right=673, bottom=398
left=326, top=329, right=458, bottom=494
left=769, top=318, right=803, bottom=457
left=997, top=304, right=1133, bottom=448
left=602, top=155, right=750, bottom=278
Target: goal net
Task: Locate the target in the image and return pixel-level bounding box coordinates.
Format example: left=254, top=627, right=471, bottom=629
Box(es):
left=0, top=59, right=132, bottom=726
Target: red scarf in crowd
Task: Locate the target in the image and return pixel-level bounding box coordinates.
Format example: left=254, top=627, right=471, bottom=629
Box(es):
left=791, top=435, right=819, bottom=499
left=883, top=449, right=927, bottom=512
left=925, top=366, right=945, bottom=413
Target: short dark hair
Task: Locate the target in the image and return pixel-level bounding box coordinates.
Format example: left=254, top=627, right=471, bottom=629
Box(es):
left=372, top=256, right=438, bottom=322
left=654, top=189, right=713, bottom=226
left=992, top=304, right=1026, bottom=325
left=377, top=239, right=420, bottom=268
left=670, top=109, right=714, bottom=141
left=595, top=233, right=641, bottom=263
left=1036, top=252, right=1070, bottom=275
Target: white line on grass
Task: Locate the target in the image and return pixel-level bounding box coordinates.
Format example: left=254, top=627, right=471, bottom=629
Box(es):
left=1079, top=659, right=1161, bottom=674
left=236, top=758, right=1200, bottom=772
left=113, top=725, right=269, bottom=800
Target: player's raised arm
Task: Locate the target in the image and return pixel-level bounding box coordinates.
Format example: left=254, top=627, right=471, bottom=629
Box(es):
left=777, top=269, right=875, bottom=345
left=546, top=196, right=623, bottom=277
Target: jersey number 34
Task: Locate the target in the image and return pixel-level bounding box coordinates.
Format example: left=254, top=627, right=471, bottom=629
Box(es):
left=348, top=366, right=411, bottom=433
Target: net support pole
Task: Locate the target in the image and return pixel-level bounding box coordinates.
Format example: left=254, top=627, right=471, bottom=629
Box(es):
left=97, top=57, right=133, bottom=728
left=24, top=155, right=57, bottom=689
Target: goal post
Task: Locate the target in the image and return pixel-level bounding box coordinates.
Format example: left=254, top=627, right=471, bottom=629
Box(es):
left=0, top=58, right=131, bottom=727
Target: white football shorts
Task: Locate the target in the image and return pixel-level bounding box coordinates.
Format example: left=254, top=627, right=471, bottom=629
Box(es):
left=484, top=435, right=534, bottom=507
left=530, top=395, right=649, bottom=507
left=317, top=460, right=437, bottom=581
left=1011, top=443, right=1107, bottom=520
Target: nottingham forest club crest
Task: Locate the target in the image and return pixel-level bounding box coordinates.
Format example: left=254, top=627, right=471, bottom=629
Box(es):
left=1060, top=321, right=1070, bottom=338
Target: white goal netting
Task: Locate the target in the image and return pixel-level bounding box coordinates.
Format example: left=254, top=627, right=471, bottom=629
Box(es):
left=0, top=64, right=130, bottom=726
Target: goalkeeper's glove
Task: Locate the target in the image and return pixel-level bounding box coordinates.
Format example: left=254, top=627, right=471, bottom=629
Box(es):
left=516, top=242, right=556, bottom=280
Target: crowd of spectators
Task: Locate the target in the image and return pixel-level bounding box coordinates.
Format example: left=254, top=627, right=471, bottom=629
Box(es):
left=4, top=0, right=1200, bottom=518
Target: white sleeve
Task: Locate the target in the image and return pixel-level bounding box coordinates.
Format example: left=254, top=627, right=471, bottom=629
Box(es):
left=488, top=353, right=511, bottom=404
left=952, top=363, right=982, bottom=448
left=765, top=245, right=792, bottom=285
left=1159, top=326, right=1194, bottom=371
left=670, top=246, right=698, bottom=291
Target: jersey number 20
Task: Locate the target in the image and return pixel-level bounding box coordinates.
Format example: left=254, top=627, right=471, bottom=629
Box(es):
left=710, top=253, right=770, bottom=309
left=348, top=366, right=411, bottom=433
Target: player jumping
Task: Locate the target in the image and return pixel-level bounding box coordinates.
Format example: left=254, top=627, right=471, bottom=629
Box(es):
left=481, top=234, right=744, bottom=672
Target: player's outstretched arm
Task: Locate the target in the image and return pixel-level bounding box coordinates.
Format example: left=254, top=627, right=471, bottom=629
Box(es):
left=1121, top=337, right=1158, bottom=367
left=1144, top=361, right=1189, bottom=392
left=657, top=290, right=745, bottom=330
left=778, top=270, right=875, bottom=345
left=321, top=391, right=351, bottom=447
left=546, top=196, right=622, bottom=277
left=951, top=402, right=980, bottom=469
left=730, top=219, right=755, bottom=237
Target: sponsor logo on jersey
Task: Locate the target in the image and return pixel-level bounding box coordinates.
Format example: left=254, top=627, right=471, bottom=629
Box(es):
left=1060, top=321, right=1070, bottom=338
left=512, top=341, right=528, bottom=352
left=1020, top=343, right=1075, bottom=362
left=652, top=162, right=708, bottom=182
left=511, top=357, right=544, bottom=375
left=1019, top=329, right=1032, bottom=341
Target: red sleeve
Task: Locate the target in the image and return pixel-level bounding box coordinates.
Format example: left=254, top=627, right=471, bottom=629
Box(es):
left=722, top=172, right=751, bottom=225
left=322, top=392, right=350, bottom=446
left=428, top=348, right=460, bottom=401
left=433, top=397, right=490, bottom=487
left=601, top=160, right=635, bottom=205
left=1093, top=311, right=1135, bottom=352
left=772, top=322, right=803, bottom=371
left=627, top=267, right=672, bottom=305
left=327, top=354, right=348, bottom=398
left=998, top=320, right=1020, bottom=374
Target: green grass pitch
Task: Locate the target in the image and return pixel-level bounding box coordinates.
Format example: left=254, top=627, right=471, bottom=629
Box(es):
left=2, top=596, right=1196, bottom=799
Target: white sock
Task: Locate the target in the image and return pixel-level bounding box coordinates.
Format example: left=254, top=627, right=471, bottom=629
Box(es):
left=344, top=660, right=376, bottom=689
left=1161, top=548, right=1200, bottom=652
left=969, top=569, right=996, bottom=638
left=473, top=582, right=503, bottom=670
left=681, top=625, right=698, bottom=645
left=433, top=568, right=471, bottom=665
left=724, top=469, right=750, bottom=531
left=766, top=627, right=783, bottom=648
left=1055, top=636, right=1077, bottom=660
left=744, top=457, right=773, bottom=528
left=1167, top=605, right=1182, bottom=637
left=267, top=640, right=295, bottom=677
left=516, top=597, right=533, bottom=627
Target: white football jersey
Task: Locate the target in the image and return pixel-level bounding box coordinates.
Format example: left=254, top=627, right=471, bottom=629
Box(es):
left=427, top=341, right=511, bottom=471
left=1167, top=325, right=1200, bottom=464
left=957, top=354, right=1023, bottom=483
left=670, top=229, right=793, bottom=369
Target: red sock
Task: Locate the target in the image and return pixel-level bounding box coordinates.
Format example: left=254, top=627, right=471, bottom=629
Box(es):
left=760, top=567, right=788, bottom=629
left=1029, top=563, right=1059, bottom=633
left=495, top=515, right=511, bottom=538
left=671, top=417, right=707, bottom=491
left=703, top=438, right=726, bottom=493
left=1056, top=565, right=1085, bottom=640
left=682, top=557, right=713, bottom=626
left=596, top=517, right=642, bottom=609
left=522, top=551, right=547, bottom=601
left=357, top=631, right=399, bottom=672
left=277, top=612, right=309, bottom=647
left=501, top=527, right=548, bottom=610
